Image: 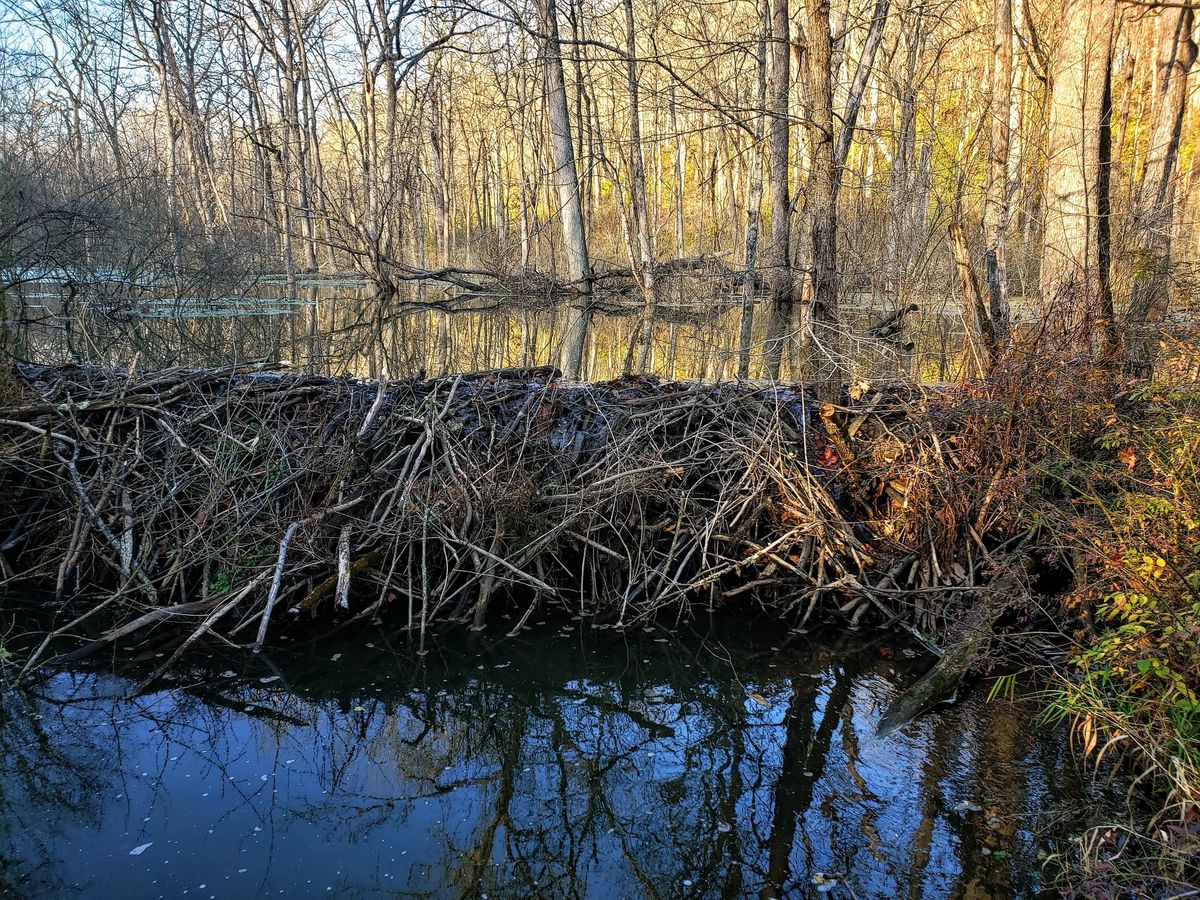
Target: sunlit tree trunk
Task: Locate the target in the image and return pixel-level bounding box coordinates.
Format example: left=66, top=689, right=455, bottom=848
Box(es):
left=833, top=0, right=889, bottom=176
left=672, top=84, right=685, bottom=260
left=949, top=220, right=997, bottom=370
left=536, top=0, right=592, bottom=378
left=886, top=13, right=924, bottom=297
left=1039, top=0, right=1117, bottom=348
left=739, top=4, right=768, bottom=381
left=430, top=84, right=451, bottom=268
left=1125, top=6, right=1196, bottom=378
left=624, top=0, right=658, bottom=373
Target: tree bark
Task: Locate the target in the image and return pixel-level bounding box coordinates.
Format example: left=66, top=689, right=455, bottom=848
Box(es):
left=1039, top=0, right=1117, bottom=348
left=984, top=0, right=1014, bottom=351
left=536, top=0, right=592, bottom=378
left=885, top=9, right=924, bottom=297
left=805, top=0, right=843, bottom=403
left=1125, top=6, right=1197, bottom=378
left=739, top=3, right=769, bottom=381
left=762, top=0, right=792, bottom=381
left=672, top=84, right=685, bottom=260
left=833, top=0, right=890, bottom=179
left=624, top=0, right=659, bottom=373
left=949, top=220, right=997, bottom=369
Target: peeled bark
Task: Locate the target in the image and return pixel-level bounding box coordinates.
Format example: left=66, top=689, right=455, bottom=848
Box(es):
left=1125, top=6, right=1197, bottom=378
left=949, top=221, right=997, bottom=368
left=537, top=0, right=592, bottom=379
left=1039, top=0, right=1116, bottom=346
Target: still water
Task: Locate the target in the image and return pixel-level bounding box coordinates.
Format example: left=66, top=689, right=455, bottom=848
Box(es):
left=1, top=622, right=1109, bottom=899
left=7, top=278, right=964, bottom=383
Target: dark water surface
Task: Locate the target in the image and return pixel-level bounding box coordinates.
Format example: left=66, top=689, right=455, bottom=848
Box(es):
left=1, top=624, right=1107, bottom=898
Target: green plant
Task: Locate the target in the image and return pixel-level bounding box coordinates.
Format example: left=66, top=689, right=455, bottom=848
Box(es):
left=987, top=672, right=1018, bottom=702
left=1043, top=379, right=1200, bottom=890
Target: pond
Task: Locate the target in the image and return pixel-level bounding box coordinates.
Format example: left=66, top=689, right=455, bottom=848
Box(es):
left=1, top=621, right=1114, bottom=898
left=6, top=277, right=966, bottom=383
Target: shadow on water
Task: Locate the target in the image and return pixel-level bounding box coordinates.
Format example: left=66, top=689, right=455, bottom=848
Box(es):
left=1, top=621, right=1116, bottom=898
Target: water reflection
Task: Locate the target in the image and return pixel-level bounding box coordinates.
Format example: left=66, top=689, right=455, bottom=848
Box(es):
left=8, top=279, right=966, bottom=383
left=1, top=625, right=1106, bottom=898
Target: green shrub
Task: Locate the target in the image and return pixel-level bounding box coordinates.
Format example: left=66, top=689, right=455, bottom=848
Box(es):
left=1045, top=380, right=1200, bottom=888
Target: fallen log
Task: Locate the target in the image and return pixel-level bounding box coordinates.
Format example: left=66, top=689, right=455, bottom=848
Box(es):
left=876, top=551, right=1035, bottom=737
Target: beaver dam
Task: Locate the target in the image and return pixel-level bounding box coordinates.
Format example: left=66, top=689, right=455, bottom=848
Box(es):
left=0, top=361, right=1047, bottom=699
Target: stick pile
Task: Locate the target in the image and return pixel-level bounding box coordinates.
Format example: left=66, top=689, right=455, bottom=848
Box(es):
left=0, top=362, right=1026, bottom=682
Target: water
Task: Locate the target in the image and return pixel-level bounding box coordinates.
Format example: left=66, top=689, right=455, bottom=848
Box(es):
left=7, top=277, right=965, bottom=383
left=0, top=623, right=1111, bottom=898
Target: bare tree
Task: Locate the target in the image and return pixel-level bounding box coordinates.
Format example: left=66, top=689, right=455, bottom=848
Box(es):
left=1125, top=4, right=1196, bottom=377
left=761, top=0, right=792, bottom=381
left=738, top=0, right=769, bottom=381
left=623, top=0, right=658, bottom=373
left=804, top=0, right=841, bottom=402
left=534, top=0, right=591, bottom=378
left=984, top=0, right=1014, bottom=351
left=1040, top=0, right=1117, bottom=347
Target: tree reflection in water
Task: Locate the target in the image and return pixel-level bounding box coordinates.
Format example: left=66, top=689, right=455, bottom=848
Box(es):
left=0, top=624, right=1109, bottom=898
left=9, top=281, right=958, bottom=384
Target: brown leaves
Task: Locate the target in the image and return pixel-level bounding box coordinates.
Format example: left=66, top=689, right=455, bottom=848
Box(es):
left=1118, top=446, right=1138, bottom=472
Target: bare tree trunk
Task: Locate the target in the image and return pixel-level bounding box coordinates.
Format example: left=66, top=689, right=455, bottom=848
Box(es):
left=949, top=220, right=997, bottom=370
left=1039, top=0, right=1116, bottom=347
left=805, top=0, right=843, bottom=403
left=536, top=0, right=591, bottom=378
left=1126, top=5, right=1197, bottom=377
left=762, top=0, right=792, bottom=380
left=624, top=0, right=658, bottom=373
left=429, top=81, right=452, bottom=373
left=739, top=3, right=769, bottom=381
left=671, top=84, right=685, bottom=260
left=1097, top=45, right=1117, bottom=358
left=430, top=86, right=451, bottom=267
left=983, top=0, right=1014, bottom=351
left=833, top=0, right=890, bottom=177
left=492, top=128, right=507, bottom=243
left=886, top=15, right=923, bottom=293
